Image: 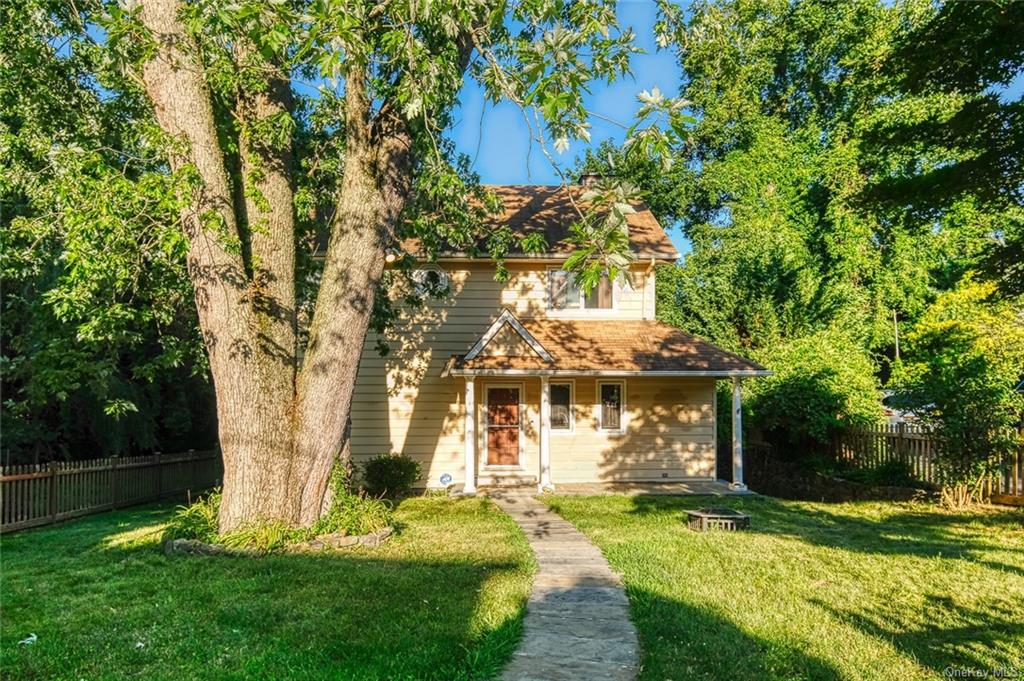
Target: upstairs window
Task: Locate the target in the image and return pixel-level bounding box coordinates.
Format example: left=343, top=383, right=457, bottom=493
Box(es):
left=548, top=269, right=613, bottom=310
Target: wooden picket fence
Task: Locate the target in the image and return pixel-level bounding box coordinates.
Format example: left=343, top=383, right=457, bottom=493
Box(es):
left=833, top=424, right=1024, bottom=505
left=0, top=450, right=222, bottom=533
left=833, top=423, right=940, bottom=483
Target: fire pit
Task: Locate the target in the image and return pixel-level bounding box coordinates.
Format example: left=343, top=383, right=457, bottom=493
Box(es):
left=686, top=507, right=750, bottom=532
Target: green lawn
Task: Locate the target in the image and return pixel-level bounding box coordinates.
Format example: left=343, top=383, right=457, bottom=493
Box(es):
left=1, top=497, right=534, bottom=680
left=543, top=495, right=1024, bottom=681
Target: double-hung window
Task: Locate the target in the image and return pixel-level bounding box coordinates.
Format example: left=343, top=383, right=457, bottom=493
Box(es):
left=548, top=269, right=613, bottom=310
left=598, top=381, right=625, bottom=432
left=549, top=382, right=574, bottom=432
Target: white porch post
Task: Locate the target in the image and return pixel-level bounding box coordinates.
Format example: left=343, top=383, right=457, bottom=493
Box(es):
left=539, top=376, right=552, bottom=492
left=464, top=377, right=477, bottom=494
left=730, top=377, right=747, bottom=491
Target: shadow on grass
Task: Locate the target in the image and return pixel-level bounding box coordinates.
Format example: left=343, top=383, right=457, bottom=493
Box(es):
left=814, top=595, right=1024, bottom=676
left=546, top=494, right=1023, bottom=679
left=626, top=588, right=842, bottom=681
left=0, top=502, right=529, bottom=681
left=622, top=494, right=1023, bottom=568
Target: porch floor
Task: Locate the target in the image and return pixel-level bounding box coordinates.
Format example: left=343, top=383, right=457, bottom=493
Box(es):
left=547, top=480, right=751, bottom=496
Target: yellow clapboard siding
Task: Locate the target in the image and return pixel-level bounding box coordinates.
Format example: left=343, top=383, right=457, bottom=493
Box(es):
left=350, top=262, right=716, bottom=486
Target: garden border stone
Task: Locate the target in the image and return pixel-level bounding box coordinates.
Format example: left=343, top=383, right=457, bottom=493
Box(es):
left=162, top=527, right=393, bottom=557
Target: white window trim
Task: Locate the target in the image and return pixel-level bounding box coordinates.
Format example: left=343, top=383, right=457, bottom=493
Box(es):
left=548, top=379, right=575, bottom=434
left=482, top=382, right=526, bottom=470
left=546, top=267, right=620, bottom=317
left=596, top=379, right=627, bottom=433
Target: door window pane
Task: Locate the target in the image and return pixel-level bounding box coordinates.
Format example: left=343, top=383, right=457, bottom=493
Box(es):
left=550, top=383, right=572, bottom=430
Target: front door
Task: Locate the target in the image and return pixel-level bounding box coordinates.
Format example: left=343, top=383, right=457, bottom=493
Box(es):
left=486, top=387, right=521, bottom=466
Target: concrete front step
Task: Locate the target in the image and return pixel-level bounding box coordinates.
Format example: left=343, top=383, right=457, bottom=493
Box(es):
left=478, top=478, right=538, bottom=489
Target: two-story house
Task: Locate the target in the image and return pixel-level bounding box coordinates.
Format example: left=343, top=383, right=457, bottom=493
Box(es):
left=350, top=184, right=768, bottom=493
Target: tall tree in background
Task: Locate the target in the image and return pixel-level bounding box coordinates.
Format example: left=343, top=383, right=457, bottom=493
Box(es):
left=3, top=0, right=691, bottom=531
left=1, top=3, right=215, bottom=463
left=863, top=0, right=1024, bottom=297
left=871, top=0, right=1024, bottom=499
left=579, top=0, right=1022, bottom=448
left=648, top=0, right=975, bottom=355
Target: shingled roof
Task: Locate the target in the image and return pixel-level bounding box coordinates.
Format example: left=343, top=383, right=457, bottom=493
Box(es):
left=403, top=185, right=680, bottom=260
left=446, top=318, right=767, bottom=376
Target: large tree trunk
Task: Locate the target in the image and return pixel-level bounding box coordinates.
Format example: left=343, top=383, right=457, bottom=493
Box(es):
left=139, top=0, right=414, bottom=532
left=139, top=0, right=301, bottom=531
left=215, top=48, right=302, bottom=531
left=292, top=76, right=413, bottom=525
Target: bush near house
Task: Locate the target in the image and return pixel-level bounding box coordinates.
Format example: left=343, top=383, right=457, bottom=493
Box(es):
left=363, top=453, right=422, bottom=498
left=746, top=329, right=884, bottom=450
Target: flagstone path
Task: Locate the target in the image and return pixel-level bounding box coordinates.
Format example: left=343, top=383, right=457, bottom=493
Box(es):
left=489, top=491, right=639, bottom=681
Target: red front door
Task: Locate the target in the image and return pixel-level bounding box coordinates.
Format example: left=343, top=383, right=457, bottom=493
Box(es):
left=487, top=387, right=520, bottom=466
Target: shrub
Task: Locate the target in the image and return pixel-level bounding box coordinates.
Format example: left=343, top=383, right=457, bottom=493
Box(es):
left=363, top=453, right=422, bottom=498
left=162, top=489, right=221, bottom=543
left=311, top=490, right=393, bottom=537
left=312, top=464, right=393, bottom=537
left=890, top=278, right=1024, bottom=507
left=840, top=460, right=918, bottom=488
left=221, top=522, right=294, bottom=552
left=746, top=329, right=883, bottom=449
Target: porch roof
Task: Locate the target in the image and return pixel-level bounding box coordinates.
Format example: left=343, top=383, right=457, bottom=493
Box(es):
left=444, top=318, right=769, bottom=377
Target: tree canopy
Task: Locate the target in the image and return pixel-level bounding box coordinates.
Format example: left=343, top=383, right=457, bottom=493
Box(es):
left=2, top=0, right=1021, bottom=508
left=580, top=0, right=1023, bottom=456
left=1, top=2, right=214, bottom=461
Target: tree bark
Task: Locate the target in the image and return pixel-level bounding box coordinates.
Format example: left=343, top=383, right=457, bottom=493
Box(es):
left=219, top=49, right=303, bottom=530
left=292, top=72, right=413, bottom=525
left=139, top=0, right=299, bottom=531
left=138, top=0, right=454, bottom=532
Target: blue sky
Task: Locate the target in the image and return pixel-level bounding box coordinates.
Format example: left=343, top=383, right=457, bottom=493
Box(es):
left=449, top=1, right=680, bottom=184
left=447, top=2, right=690, bottom=253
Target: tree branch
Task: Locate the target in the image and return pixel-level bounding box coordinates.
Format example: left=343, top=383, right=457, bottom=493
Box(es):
left=137, top=0, right=250, bottom=374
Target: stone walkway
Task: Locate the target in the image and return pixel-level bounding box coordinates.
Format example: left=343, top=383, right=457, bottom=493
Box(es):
left=489, top=492, right=639, bottom=681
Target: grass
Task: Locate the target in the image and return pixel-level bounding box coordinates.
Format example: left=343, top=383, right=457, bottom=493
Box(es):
left=1, top=497, right=534, bottom=680
left=543, top=494, right=1024, bottom=681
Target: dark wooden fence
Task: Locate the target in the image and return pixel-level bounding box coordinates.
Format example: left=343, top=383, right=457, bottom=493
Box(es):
left=1, top=450, right=222, bottom=533
left=833, top=424, right=1024, bottom=504
left=833, top=423, right=940, bottom=483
